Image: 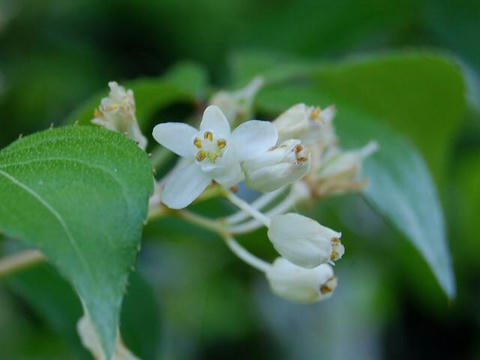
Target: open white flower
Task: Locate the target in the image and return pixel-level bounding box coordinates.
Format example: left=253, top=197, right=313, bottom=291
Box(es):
left=266, top=258, right=337, bottom=303
left=153, top=105, right=278, bottom=209
left=267, top=213, right=343, bottom=268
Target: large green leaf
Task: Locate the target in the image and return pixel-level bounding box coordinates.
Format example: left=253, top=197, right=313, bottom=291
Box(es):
left=234, top=52, right=464, bottom=297
left=0, top=126, right=153, bottom=358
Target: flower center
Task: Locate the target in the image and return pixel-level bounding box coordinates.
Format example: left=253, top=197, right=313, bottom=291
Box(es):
left=193, top=131, right=227, bottom=163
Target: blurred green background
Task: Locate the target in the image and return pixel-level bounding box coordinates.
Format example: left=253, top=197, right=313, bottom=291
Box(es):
left=1, top=0, right=480, bottom=359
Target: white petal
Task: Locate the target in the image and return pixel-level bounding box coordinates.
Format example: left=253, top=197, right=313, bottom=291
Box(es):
left=161, top=162, right=211, bottom=209
left=152, top=123, right=197, bottom=157
left=200, top=105, right=231, bottom=136
left=232, top=120, right=278, bottom=161
left=213, top=162, right=244, bottom=188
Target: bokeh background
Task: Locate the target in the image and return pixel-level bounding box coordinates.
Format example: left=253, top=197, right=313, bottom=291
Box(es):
left=1, top=0, right=480, bottom=359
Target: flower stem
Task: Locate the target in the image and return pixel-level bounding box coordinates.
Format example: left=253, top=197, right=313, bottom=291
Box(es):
left=223, top=235, right=270, bottom=273
left=229, top=188, right=299, bottom=234
left=225, top=190, right=271, bottom=227
left=226, top=187, right=286, bottom=225
left=0, top=250, right=45, bottom=279
left=176, top=210, right=227, bottom=235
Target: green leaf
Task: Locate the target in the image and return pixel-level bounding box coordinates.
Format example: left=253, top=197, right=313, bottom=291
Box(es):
left=0, top=126, right=153, bottom=358
left=6, top=262, right=161, bottom=360
left=235, top=52, right=463, bottom=297
left=67, top=61, right=208, bottom=129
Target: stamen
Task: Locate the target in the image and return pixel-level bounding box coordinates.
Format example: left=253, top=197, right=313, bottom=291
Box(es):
left=207, top=153, right=218, bottom=162
left=204, top=131, right=213, bottom=141
left=294, top=144, right=304, bottom=153
left=320, top=276, right=337, bottom=295
left=217, top=138, right=227, bottom=149
left=193, top=137, right=202, bottom=148
left=297, top=156, right=308, bottom=162
left=196, top=150, right=206, bottom=161
left=330, top=250, right=339, bottom=261
left=310, top=107, right=323, bottom=121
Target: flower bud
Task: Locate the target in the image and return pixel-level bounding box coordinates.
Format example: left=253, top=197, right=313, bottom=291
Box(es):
left=310, top=141, right=378, bottom=197
left=266, top=258, right=337, bottom=303
left=210, top=77, right=264, bottom=125
left=273, top=103, right=336, bottom=145
left=267, top=213, right=343, bottom=268
left=242, top=139, right=311, bottom=192
left=92, top=81, right=147, bottom=150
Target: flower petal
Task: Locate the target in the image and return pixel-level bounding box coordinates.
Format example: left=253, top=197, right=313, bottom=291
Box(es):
left=161, top=161, right=211, bottom=209
left=153, top=122, right=197, bottom=157
left=200, top=105, right=231, bottom=136
left=213, top=162, right=244, bottom=188
left=232, top=120, right=278, bottom=161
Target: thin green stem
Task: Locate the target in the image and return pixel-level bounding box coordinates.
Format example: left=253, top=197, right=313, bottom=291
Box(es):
left=0, top=250, right=45, bottom=279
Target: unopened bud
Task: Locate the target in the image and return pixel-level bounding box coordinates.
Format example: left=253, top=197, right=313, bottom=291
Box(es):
left=268, top=213, right=343, bottom=268
left=266, top=258, right=337, bottom=303
left=210, top=77, right=264, bottom=125
left=274, top=103, right=336, bottom=145
left=243, top=139, right=311, bottom=192
left=311, top=141, right=378, bottom=197
left=92, top=81, right=147, bottom=150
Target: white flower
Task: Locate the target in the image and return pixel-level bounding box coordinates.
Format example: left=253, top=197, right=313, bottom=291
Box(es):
left=210, top=77, right=264, bottom=125
left=92, top=81, right=147, bottom=150
left=242, top=139, right=311, bottom=192
left=153, top=105, right=278, bottom=209
left=274, top=103, right=337, bottom=145
left=310, top=141, right=378, bottom=197
left=266, top=258, right=337, bottom=303
left=267, top=213, right=343, bottom=268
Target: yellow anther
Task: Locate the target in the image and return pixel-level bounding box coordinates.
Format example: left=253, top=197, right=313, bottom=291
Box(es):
left=94, top=108, right=102, bottom=118
left=204, top=131, right=213, bottom=141
left=217, top=138, right=227, bottom=149
left=196, top=150, right=206, bottom=161
left=294, top=144, right=304, bottom=153
left=297, top=156, right=308, bottom=163
left=310, top=107, right=322, bottom=121
left=193, top=137, right=202, bottom=148
left=330, top=250, right=339, bottom=261
left=207, top=152, right=218, bottom=162
left=320, top=276, right=337, bottom=295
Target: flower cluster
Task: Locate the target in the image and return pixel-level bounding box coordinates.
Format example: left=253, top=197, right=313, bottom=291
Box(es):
left=93, top=81, right=377, bottom=304
left=151, top=95, right=376, bottom=303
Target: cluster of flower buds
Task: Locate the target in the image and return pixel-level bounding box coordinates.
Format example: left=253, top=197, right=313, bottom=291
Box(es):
left=93, top=81, right=377, bottom=305
left=92, top=81, right=147, bottom=150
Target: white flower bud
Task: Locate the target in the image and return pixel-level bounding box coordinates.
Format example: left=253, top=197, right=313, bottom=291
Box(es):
left=210, top=77, right=264, bottom=125
left=242, top=139, right=311, bottom=192
left=267, top=213, right=343, bottom=268
left=311, top=141, right=378, bottom=196
left=266, top=258, right=337, bottom=303
left=273, top=103, right=337, bottom=145
left=92, top=81, right=147, bottom=150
